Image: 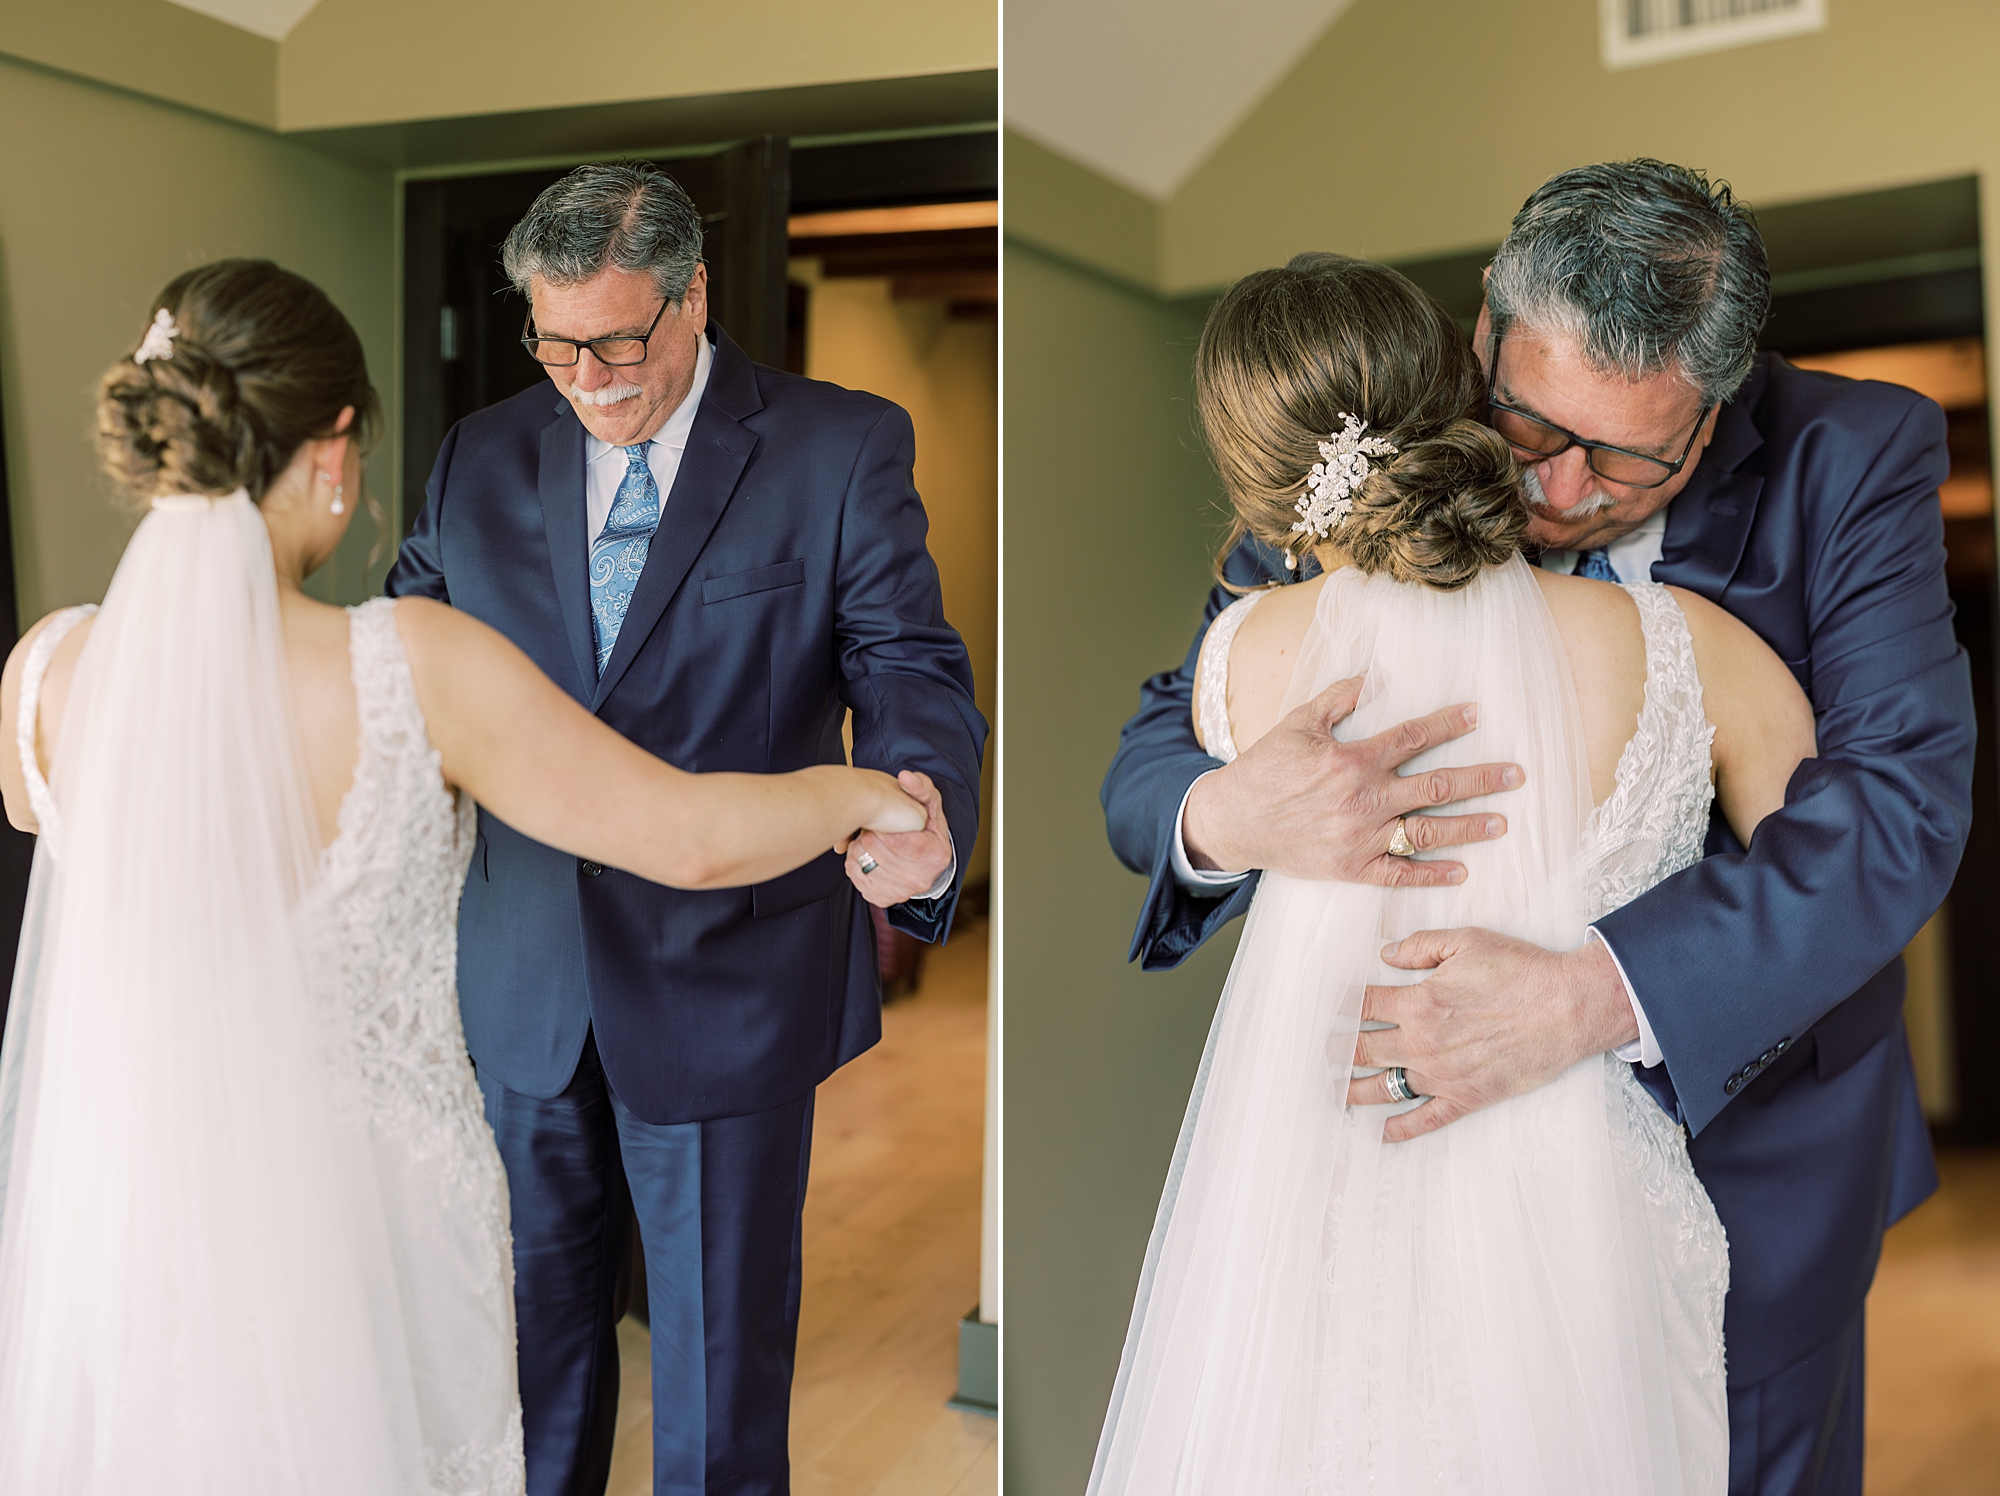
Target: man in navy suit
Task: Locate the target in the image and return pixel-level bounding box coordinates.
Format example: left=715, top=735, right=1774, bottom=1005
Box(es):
left=1102, top=160, right=1974, bottom=1495
left=389, top=162, right=985, bottom=1496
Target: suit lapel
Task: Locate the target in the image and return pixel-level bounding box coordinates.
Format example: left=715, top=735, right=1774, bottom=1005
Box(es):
left=1655, top=357, right=1769, bottom=602
left=537, top=405, right=599, bottom=700
left=591, top=327, right=764, bottom=712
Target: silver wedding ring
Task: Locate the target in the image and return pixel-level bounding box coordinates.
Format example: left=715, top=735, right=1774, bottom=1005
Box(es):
left=856, top=851, right=880, bottom=875
left=1384, top=1067, right=1417, bottom=1104
left=1387, top=817, right=1417, bottom=857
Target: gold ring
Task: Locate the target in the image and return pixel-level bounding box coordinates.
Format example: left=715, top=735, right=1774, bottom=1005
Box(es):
left=1387, top=818, right=1417, bottom=857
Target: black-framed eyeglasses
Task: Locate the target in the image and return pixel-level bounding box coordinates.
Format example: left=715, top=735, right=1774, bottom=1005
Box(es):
left=1486, top=329, right=1711, bottom=490
left=521, top=298, right=670, bottom=367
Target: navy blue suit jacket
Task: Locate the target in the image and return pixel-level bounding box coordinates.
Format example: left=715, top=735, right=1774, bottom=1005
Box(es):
left=389, top=325, right=985, bottom=1127
left=1102, top=353, right=1974, bottom=1384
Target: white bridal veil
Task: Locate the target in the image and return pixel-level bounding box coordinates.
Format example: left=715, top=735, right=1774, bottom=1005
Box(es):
left=0, top=494, right=433, bottom=1491
left=1090, top=556, right=1719, bottom=1496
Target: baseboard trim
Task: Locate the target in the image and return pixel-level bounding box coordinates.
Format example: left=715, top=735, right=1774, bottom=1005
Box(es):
left=948, top=1308, right=997, bottom=1418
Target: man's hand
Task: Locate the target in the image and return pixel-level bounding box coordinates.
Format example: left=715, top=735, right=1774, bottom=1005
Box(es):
left=843, top=770, right=952, bottom=909
left=1181, top=676, right=1525, bottom=886
left=1347, top=929, right=1637, bottom=1141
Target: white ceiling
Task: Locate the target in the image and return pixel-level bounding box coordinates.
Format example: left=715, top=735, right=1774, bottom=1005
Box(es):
left=165, top=0, right=320, bottom=42
left=1005, top=0, right=1359, bottom=202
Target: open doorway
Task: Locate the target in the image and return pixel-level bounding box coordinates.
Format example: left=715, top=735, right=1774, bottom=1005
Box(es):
left=1750, top=175, right=1992, bottom=1146
left=788, top=194, right=998, bottom=990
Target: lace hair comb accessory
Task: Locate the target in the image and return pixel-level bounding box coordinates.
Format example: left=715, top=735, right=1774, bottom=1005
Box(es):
left=1285, top=412, right=1397, bottom=569
left=133, top=308, right=179, bottom=365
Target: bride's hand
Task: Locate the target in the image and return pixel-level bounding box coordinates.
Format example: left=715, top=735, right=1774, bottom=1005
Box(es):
left=849, top=769, right=928, bottom=840
left=840, top=770, right=954, bottom=908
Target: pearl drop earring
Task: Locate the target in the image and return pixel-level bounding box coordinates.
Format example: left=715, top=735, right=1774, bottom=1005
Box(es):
left=325, top=473, right=345, bottom=515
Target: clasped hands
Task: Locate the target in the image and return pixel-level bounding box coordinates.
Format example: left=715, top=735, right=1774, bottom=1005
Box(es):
left=840, top=769, right=953, bottom=909
left=1181, top=674, right=1638, bottom=1141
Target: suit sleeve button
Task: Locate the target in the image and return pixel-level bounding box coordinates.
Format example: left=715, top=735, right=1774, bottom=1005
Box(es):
left=581, top=861, right=604, bottom=877
left=1724, top=1076, right=1743, bottom=1095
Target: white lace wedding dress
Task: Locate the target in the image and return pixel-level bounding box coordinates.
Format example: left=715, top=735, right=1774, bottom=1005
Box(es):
left=1091, top=556, right=1729, bottom=1496
left=0, top=495, right=522, bottom=1494
left=293, top=598, right=525, bottom=1494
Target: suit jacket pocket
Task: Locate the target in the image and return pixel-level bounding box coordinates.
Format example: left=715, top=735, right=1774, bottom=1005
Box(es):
left=703, top=559, right=806, bottom=604
left=752, top=851, right=847, bottom=919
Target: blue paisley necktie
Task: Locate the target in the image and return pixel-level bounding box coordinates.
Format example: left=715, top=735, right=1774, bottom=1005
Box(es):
left=589, top=444, right=662, bottom=676
left=1575, top=547, right=1621, bottom=584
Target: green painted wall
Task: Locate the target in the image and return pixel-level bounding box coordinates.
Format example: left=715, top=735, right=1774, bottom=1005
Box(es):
left=0, top=0, right=276, bottom=129
left=0, top=55, right=396, bottom=622
left=1004, top=131, right=1158, bottom=293
left=1000, top=230, right=1244, bottom=1493
left=1164, top=0, right=2000, bottom=298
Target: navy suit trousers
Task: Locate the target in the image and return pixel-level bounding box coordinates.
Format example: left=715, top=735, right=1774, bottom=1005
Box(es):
left=479, top=1035, right=814, bottom=1496
left=1729, top=1307, right=1865, bottom=1496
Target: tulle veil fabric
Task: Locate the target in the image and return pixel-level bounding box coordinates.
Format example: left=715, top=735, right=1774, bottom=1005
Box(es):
left=1089, top=555, right=1712, bottom=1496
left=0, top=494, right=436, bottom=1491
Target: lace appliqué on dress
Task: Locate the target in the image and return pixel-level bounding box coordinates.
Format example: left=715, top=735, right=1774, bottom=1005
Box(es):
left=1584, top=581, right=1730, bottom=1489
left=296, top=597, right=523, bottom=1496
left=1581, top=581, right=1717, bottom=924
left=1217, top=575, right=1729, bottom=1492
left=1197, top=592, right=1265, bottom=764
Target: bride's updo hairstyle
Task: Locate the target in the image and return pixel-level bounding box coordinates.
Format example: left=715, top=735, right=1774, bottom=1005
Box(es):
left=97, top=259, right=380, bottom=504
left=1197, top=252, right=1525, bottom=591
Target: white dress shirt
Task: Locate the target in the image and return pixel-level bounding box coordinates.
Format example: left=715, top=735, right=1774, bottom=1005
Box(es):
left=1533, top=505, right=1669, bottom=588
left=1170, top=511, right=1674, bottom=1067
left=585, top=333, right=953, bottom=902
left=583, top=330, right=713, bottom=542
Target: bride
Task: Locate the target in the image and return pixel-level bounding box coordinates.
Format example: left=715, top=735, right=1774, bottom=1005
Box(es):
left=1089, top=255, right=1815, bottom=1494
left=0, top=260, right=926, bottom=1494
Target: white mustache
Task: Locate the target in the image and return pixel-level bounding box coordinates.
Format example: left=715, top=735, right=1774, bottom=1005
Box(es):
left=1521, top=466, right=1618, bottom=520
left=569, top=381, right=645, bottom=408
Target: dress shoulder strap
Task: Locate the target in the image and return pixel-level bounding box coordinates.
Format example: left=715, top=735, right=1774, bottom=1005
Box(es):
left=334, top=597, right=461, bottom=860
left=1598, top=580, right=1717, bottom=836
left=1625, top=582, right=1711, bottom=751
left=16, top=605, right=98, bottom=850
left=1197, top=591, right=1265, bottom=765
left=345, top=596, right=419, bottom=745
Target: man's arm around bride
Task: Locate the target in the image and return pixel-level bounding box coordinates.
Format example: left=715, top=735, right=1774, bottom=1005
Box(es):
left=1102, top=160, right=1974, bottom=1485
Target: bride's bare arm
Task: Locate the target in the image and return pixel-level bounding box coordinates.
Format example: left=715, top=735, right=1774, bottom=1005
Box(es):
left=1670, top=587, right=1817, bottom=847
left=393, top=597, right=925, bottom=889
left=0, top=611, right=96, bottom=834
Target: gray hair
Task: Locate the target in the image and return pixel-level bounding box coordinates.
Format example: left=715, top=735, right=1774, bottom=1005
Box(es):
left=501, top=162, right=705, bottom=305
left=1485, top=160, right=1770, bottom=406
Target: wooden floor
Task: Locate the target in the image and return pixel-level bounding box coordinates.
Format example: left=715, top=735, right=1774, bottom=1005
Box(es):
left=1867, top=1148, right=2000, bottom=1494
left=607, top=917, right=995, bottom=1496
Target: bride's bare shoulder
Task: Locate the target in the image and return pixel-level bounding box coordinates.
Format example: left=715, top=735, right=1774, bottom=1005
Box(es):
left=1532, top=565, right=1639, bottom=630
left=1195, top=576, right=1324, bottom=754
left=1529, top=568, right=1648, bottom=802
left=1532, top=567, right=1645, bottom=677
left=389, top=594, right=535, bottom=673
left=1234, top=575, right=1322, bottom=659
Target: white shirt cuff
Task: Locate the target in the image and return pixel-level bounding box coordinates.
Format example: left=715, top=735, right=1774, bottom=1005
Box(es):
left=1590, top=926, right=1662, bottom=1068
left=1171, top=771, right=1251, bottom=891
left=919, top=830, right=957, bottom=902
